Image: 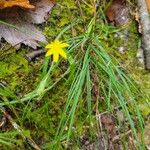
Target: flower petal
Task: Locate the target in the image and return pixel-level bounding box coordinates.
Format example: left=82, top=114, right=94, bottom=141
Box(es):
left=53, top=53, right=59, bottom=62
left=59, top=49, right=67, bottom=59
left=54, top=40, right=60, bottom=44
left=45, top=40, right=69, bottom=62
left=45, top=44, right=53, bottom=49
left=45, top=50, right=53, bottom=57
left=60, top=43, right=69, bottom=48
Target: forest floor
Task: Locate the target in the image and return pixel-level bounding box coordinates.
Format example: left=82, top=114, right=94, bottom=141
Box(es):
left=0, top=0, right=150, bottom=150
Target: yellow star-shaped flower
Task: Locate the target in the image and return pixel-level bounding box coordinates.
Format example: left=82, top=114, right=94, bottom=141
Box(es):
left=45, top=40, right=69, bottom=62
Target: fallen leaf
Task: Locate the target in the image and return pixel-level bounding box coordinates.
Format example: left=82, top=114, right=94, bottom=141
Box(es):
left=101, top=113, right=115, bottom=125
left=0, top=0, right=35, bottom=9
left=0, top=0, right=55, bottom=49
left=25, top=0, right=55, bottom=24
left=106, top=0, right=131, bottom=26
left=146, top=0, right=150, bottom=11
left=0, top=18, right=47, bottom=49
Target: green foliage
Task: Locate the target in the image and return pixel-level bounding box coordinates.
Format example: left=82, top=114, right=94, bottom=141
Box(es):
left=0, top=0, right=149, bottom=149
left=0, top=48, right=42, bottom=94
left=0, top=51, right=29, bottom=78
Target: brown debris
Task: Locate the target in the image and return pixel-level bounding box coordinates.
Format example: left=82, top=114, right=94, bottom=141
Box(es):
left=146, top=0, right=150, bottom=11
left=0, top=0, right=35, bottom=9
left=0, top=0, right=55, bottom=49
left=0, top=106, right=41, bottom=150
left=106, top=0, right=131, bottom=26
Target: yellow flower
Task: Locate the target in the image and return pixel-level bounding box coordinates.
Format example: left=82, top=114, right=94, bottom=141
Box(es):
left=45, top=40, right=69, bottom=62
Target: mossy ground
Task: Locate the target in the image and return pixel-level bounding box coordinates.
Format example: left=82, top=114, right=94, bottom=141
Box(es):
left=0, top=0, right=149, bottom=149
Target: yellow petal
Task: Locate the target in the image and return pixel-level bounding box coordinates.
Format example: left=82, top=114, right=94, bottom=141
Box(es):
left=45, top=40, right=69, bottom=62
left=54, top=39, right=59, bottom=42
left=45, top=50, right=53, bottom=57
left=45, top=44, right=53, bottom=49
left=59, top=49, right=67, bottom=59
left=60, top=43, right=69, bottom=48
left=53, top=53, right=59, bottom=62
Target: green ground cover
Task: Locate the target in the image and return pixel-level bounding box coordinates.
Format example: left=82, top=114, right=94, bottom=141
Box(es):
left=0, top=0, right=149, bottom=149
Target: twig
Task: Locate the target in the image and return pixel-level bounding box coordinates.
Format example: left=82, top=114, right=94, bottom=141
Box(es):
left=137, top=0, right=150, bottom=70
left=76, top=0, right=84, bottom=17
left=0, top=116, right=6, bottom=128
left=0, top=106, right=41, bottom=150
left=25, top=49, right=45, bottom=61
left=112, top=130, right=132, bottom=142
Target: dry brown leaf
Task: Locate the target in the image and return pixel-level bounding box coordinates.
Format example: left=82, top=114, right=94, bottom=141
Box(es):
left=25, top=0, right=55, bottom=24
left=0, top=0, right=35, bottom=9
left=106, top=0, right=131, bottom=26
left=0, top=0, right=55, bottom=49
left=146, top=0, right=150, bottom=11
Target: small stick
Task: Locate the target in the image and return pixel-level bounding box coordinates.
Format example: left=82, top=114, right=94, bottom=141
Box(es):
left=0, top=116, right=6, bottom=128
left=112, top=130, right=132, bottom=142
left=137, top=0, right=150, bottom=70
left=25, top=49, right=46, bottom=61
left=0, top=106, right=41, bottom=150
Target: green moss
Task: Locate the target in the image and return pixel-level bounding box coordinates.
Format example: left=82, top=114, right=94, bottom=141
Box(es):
left=44, top=0, right=94, bottom=41
left=0, top=0, right=149, bottom=149
left=102, top=21, right=150, bottom=116
left=0, top=48, right=42, bottom=93
left=92, top=20, right=149, bottom=117
left=0, top=52, right=28, bottom=77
